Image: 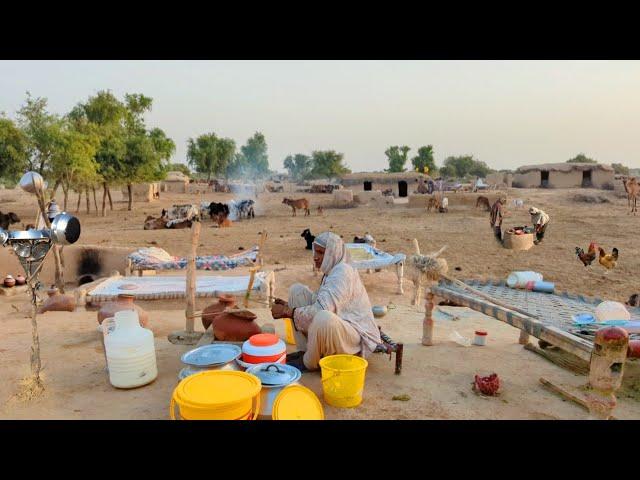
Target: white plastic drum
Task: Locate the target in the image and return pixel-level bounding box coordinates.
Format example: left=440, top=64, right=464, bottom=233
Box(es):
left=594, top=301, right=630, bottom=323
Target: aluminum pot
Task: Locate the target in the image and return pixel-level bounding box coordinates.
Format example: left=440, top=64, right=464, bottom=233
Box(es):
left=246, top=363, right=302, bottom=420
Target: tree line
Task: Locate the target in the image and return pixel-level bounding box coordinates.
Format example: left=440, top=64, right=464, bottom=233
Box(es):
left=0, top=91, right=174, bottom=213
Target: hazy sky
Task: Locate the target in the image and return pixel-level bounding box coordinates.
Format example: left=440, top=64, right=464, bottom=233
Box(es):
left=1, top=60, right=639, bottom=171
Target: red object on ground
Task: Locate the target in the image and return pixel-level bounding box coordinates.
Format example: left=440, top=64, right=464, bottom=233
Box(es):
left=628, top=340, right=640, bottom=358
left=475, top=330, right=487, bottom=336
left=474, top=373, right=500, bottom=396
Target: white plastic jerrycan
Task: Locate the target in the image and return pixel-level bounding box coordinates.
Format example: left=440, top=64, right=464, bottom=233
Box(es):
left=104, top=310, right=158, bottom=388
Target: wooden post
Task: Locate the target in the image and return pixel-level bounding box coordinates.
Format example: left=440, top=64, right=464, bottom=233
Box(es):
left=33, top=181, right=65, bottom=293
left=422, top=290, right=435, bottom=346
left=519, top=330, right=530, bottom=345
left=167, top=221, right=203, bottom=345
left=244, top=231, right=267, bottom=308
left=585, top=326, right=629, bottom=420
left=185, top=221, right=201, bottom=333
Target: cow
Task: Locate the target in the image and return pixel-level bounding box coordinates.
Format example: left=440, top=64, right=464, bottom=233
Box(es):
left=143, top=215, right=193, bottom=230
left=426, top=197, right=440, bottom=212
left=0, top=211, right=20, bottom=230
left=282, top=198, right=310, bottom=216
left=237, top=199, right=255, bottom=219
left=208, top=202, right=230, bottom=223
left=163, top=204, right=200, bottom=222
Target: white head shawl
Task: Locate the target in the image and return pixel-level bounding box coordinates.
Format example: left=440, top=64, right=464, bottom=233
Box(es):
left=313, top=232, right=350, bottom=274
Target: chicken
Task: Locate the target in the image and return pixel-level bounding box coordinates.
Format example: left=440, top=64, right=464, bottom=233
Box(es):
left=598, top=247, right=619, bottom=273
left=575, top=242, right=597, bottom=267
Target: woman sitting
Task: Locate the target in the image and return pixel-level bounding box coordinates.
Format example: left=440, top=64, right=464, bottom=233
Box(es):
left=270, top=232, right=382, bottom=371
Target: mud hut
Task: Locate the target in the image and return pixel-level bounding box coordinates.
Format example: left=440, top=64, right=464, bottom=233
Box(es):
left=121, top=183, right=160, bottom=202
left=340, top=172, right=431, bottom=198
left=162, top=171, right=189, bottom=193
left=513, top=163, right=614, bottom=189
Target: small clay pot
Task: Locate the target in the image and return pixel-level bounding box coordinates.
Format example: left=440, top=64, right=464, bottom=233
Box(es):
left=14, top=275, right=26, bottom=286
left=4, top=275, right=16, bottom=288
left=97, top=294, right=149, bottom=328
left=39, top=287, right=76, bottom=313
left=202, top=294, right=237, bottom=330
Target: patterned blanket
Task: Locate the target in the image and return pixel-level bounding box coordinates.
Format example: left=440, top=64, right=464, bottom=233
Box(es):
left=128, top=246, right=259, bottom=271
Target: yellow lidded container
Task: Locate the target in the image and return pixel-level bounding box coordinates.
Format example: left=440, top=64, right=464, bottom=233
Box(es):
left=272, top=384, right=324, bottom=420
left=170, top=370, right=261, bottom=420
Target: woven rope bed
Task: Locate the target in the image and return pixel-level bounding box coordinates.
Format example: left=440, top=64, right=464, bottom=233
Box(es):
left=431, top=278, right=640, bottom=362
left=127, top=246, right=259, bottom=272
left=85, top=271, right=275, bottom=305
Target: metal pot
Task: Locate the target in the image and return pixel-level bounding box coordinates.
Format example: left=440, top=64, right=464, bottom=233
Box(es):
left=50, top=213, right=81, bottom=245
left=246, top=363, right=302, bottom=420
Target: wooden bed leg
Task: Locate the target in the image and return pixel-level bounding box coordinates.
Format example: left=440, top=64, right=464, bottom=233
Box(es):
left=422, top=290, right=435, bottom=346
left=519, top=330, right=530, bottom=345
left=396, top=261, right=404, bottom=295
left=395, top=343, right=404, bottom=375
left=585, top=327, right=629, bottom=420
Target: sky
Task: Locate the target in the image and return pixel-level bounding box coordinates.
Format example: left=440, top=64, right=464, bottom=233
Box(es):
left=1, top=60, right=640, bottom=172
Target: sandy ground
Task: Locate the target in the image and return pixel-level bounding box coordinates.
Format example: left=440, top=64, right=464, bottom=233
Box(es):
left=1, top=186, right=639, bottom=419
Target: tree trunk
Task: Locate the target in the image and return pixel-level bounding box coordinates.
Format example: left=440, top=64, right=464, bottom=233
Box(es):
left=127, top=183, right=133, bottom=211
left=63, top=188, right=69, bottom=211
left=107, top=185, right=113, bottom=210
left=76, top=190, right=82, bottom=213
left=101, top=183, right=107, bottom=217
left=51, top=180, right=61, bottom=200
left=85, top=187, right=90, bottom=213
left=92, top=187, right=98, bottom=213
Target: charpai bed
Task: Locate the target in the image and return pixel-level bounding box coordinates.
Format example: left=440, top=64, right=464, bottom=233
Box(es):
left=85, top=271, right=275, bottom=305
left=429, top=278, right=640, bottom=361
left=345, top=243, right=406, bottom=294
left=126, top=246, right=259, bottom=274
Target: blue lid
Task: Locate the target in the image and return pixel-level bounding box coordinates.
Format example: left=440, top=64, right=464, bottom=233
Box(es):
left=572, top=313, right=595, bottom=325
left=246, top=362, right=301, bottom=387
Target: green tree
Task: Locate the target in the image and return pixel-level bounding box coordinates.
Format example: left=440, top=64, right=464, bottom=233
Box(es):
left=567, top=153, right=597, bottom=164
left=228, top=132, right=270, bottom=179
left=283, top=154, right=312, bottom=181
left=168, top=163, right=191, bottom=177
left=187, top=133, right=236, bottom=181
left=68, top=90, right=127, bottom=215
left=439, top=155, right=494, bottom=179
left=310, top=150, right=351, bottom=178
left=611, top=163, right=630, bottom=176
left=17, top=92, right=63, bottom=176
left=385, top=146, right=410, bottom=172
left=0, top=117, right=29, bottom=182
left=50, top=121, right=100, bottom=210
left=411, top=145, right=436, bottom=174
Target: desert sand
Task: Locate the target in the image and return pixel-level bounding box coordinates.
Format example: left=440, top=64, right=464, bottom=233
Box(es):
left=0, top=185, right=638, bottom=419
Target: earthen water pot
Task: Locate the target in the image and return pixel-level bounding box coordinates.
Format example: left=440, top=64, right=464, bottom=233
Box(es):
left=39, top=287, right=76, bottom=313
left=212, top=310, right=262, bottom=342
left=4, top=275, right=16, bottom=288
left=201, top=294, right=237, bottom=330
left=15, top=275, right=26, bottom=286
left=97, top=294, right=149, bottom=328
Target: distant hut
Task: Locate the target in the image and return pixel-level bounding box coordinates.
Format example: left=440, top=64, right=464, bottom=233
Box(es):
left=162, top=171, right=189, bottom=193
left=340, top=172, right=431, bottom=198
left=121, top=182, right=160, bottom=202
left=513, top=163, right=614, bottom=189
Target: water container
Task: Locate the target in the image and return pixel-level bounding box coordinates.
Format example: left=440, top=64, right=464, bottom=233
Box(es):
left=104, top=310, right=158, bottom=389
left=594, top=301, right=630, bottom=323
left=506, top=271, right=543, bottom=289
left=525, top=281, right=555, bottom=293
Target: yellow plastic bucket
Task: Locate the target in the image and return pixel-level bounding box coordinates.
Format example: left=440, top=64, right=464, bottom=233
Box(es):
left=170, top=370, right=261, bottom=420
left=319, top=354, right=368, bottom=408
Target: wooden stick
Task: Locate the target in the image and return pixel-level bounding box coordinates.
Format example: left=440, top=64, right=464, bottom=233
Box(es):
left=33, top=180, right=65, bottom=292
left=185, top=221, right=201, bottom=333
left=244, top=231, right=267, bottom=308
left=525, top=343, right=589, bottom=375
left=539, top=377, right=618, bottom=420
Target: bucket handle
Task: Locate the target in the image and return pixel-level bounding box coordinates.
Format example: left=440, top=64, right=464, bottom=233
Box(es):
left=170, top=395, right=178, bottom=420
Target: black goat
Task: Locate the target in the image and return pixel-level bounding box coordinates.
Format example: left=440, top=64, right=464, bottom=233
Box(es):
left=0, top=211, right=21, bottom=230
left=301, top=229, right=315, bottom=250
left=353, top=236, right=367, bottom=244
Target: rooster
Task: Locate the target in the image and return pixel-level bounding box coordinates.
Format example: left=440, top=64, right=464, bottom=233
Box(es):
left=598, top=247, right=619, bottom=273
left=575, top=242, right=598, bottom=267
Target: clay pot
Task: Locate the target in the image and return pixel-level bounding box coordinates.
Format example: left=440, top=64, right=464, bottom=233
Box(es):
left=202, top=294, right=261, bottom=342
left=201, top=294, right=237, bottom=330
left=4, top=275, right=16, bottom=288
left=15, top=275, right=26, bottom=286
left=97, top=294, right=149, bottom=328
left=39, top=287, right=76, bottom=313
